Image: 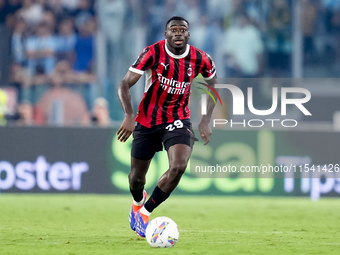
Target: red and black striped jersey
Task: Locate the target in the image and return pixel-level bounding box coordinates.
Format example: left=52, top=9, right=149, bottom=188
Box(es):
left=129, top=39, right=216, bottom=128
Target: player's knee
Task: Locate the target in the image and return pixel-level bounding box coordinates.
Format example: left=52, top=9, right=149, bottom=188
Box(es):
left=169, top=162, right=187, bottom=177
left=128, top=173, right=145, bottom=189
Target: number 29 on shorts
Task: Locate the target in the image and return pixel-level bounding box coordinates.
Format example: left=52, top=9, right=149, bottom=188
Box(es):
left=166, top=120, right=184, bottom=131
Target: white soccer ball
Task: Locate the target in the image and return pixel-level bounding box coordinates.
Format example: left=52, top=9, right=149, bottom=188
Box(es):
left=145, top=216, right=179, bottom=248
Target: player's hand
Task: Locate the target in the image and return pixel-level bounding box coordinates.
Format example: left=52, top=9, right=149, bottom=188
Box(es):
left=116, top=115, right=135, bottom=142
left=198, top=121, right=212, bottom=145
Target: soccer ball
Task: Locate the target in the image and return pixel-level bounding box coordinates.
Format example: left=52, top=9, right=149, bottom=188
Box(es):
left=145, top=216, right=179, bottom=248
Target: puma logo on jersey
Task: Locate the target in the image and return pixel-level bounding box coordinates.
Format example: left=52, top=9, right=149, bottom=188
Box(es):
left=161, top=62, right=169, bottom=70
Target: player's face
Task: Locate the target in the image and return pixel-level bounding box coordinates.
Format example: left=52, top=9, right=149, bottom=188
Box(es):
left=164, top=20, right=190, bottom=54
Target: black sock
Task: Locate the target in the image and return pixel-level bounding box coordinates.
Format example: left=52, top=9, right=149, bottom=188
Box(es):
left=144, top=186, right=170, bottom=213
left=130, top=187, right=144, bottom=202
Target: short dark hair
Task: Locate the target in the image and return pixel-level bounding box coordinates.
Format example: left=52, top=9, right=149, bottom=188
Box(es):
left=165, top=16, right=190, bottom=30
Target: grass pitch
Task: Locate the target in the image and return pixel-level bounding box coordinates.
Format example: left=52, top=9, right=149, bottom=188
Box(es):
left=0, top=194, right=339, bottom=255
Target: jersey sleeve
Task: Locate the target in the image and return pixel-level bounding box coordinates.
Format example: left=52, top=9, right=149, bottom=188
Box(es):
left=200, top=52, right=216, bottom=80
left=129, top=46, right=154, bottom=75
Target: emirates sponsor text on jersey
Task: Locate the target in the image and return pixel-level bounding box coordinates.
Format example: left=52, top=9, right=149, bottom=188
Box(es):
left=157, top=73, right=190, bottom=95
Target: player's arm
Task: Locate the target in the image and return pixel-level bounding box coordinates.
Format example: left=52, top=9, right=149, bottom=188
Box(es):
left=116, top=70, right=142, bottom=142
left=198, top=75, right=218, bottom=145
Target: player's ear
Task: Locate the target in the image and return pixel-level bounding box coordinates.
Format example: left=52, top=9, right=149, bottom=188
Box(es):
left=164, top=31, right=167, bottom=38
left=188, top=31, right=190, bottom=39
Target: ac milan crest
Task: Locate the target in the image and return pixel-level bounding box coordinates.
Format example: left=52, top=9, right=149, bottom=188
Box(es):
left=187, top=65, right=192, bottom=77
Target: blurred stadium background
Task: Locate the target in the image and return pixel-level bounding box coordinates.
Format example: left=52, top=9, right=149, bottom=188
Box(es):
left=0, top=0, right=339, bottom=206
left=1, top=0, right=340, bottom=254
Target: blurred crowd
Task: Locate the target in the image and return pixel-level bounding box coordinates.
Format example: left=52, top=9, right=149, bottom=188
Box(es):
left=0, top=0, right=110, bottom=126
left=0, top=0, right=339, bottom=126
left=142, top=0, right=340, bottom=78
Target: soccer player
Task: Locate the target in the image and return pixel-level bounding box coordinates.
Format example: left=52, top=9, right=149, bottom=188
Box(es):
left=117, top=16, right=218, bottom=237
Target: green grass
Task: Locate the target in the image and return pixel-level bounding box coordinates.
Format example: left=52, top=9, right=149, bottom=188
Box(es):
left=0, top=195, right=339, bottom=255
